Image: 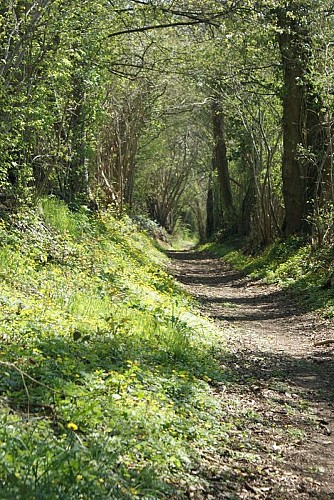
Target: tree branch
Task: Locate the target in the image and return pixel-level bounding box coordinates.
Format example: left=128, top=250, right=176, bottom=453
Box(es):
left=107, top=19, right=216, bottom=38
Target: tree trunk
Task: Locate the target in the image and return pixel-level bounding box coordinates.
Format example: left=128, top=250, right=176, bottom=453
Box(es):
left=240, top=179, right=256, bottom=237
left=206, top=180, right=215, bottom=240
left=211, top=98, right=235, bottom=229
left=278, top=14, right=309, bottom=235
left=277, top=4, right=331, bottom=235
left=67, top=72, right=88, bottom=203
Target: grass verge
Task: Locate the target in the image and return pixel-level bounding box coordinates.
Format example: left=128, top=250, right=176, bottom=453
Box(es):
left=0, top=198, right=228, bottom=499
left=203, top=237, right=334, bottom=317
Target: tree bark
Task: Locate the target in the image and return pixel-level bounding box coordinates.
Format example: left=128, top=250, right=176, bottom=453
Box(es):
left=206, top=180, right=215, bottom=240
left=211, top=98, right=235, bottom=229
left=278, top=13, right=310, bottom=235
left=277, top=4, right=331, bottom=235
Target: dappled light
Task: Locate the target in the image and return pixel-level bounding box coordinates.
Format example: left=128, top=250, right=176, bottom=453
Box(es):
left=169, top=249, right=334, bottom=497
left=1, top=0, right=334, bottom=498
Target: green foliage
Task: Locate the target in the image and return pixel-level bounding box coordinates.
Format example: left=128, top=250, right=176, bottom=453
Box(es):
left=1, top=0, right=333, bottom=244
left=170, top=221, right=199, bottom=251
left=0, top=197, right=228, bottom=498
left=38, top=197, right=91, bottom=238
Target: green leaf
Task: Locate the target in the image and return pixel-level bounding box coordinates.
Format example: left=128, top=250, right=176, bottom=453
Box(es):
left=73, top=330, right=82, bottom=341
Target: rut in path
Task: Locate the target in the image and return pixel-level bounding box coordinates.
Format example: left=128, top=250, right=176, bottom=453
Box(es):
left=169, top=250, right=334, bottom=499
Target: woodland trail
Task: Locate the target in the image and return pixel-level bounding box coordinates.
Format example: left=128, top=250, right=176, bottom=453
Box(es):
left=168, top=250, right=334, bottom=499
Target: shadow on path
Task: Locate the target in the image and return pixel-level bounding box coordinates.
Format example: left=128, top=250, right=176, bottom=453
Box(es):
left=168, top=249, right=334, bottom=498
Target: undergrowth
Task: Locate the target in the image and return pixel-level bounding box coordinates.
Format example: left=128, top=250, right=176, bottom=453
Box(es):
left=204, top=237, right=334, bottom=317
left=0, top=198, right=228, bottom=499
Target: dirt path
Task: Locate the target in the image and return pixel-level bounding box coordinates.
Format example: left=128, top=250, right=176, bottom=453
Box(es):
left=168, top=250, right=334, bottom=499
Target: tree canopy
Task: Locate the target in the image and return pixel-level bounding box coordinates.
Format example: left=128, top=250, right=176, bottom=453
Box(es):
left=1, top=0, right=334, bottom=245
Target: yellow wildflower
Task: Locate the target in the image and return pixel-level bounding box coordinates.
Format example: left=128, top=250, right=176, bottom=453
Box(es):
left=67, top=422, right=78, bottom=431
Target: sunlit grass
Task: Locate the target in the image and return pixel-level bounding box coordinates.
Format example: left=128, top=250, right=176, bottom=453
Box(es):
left=0, top=198, right=227, bottom=498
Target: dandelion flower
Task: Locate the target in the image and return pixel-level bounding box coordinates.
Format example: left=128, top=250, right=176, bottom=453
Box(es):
left=67, top=422, right=78, bottom=431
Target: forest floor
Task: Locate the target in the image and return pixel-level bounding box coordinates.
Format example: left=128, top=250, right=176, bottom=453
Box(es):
left=168, top=250, right=334, bottom=499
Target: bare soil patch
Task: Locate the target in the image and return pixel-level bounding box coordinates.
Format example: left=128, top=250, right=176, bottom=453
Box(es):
left=168, top=250, right=334, bottom=499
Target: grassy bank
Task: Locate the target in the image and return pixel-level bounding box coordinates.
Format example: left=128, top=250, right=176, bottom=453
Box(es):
left=0, top=198, right=228, bottom=499
left=204, top=237, right=334, bottom=317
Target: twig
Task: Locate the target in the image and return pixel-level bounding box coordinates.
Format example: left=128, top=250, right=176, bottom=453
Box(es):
left=20, top=370, right=30, bottom=418
left=0, top=360, right=61, bottom=393
left=314, top=339, right=334, bottom=347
